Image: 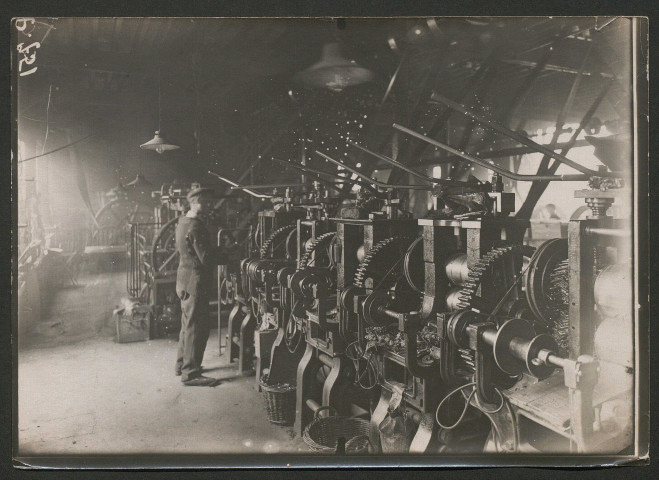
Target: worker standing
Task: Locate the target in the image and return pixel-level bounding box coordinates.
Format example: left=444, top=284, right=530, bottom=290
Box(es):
left=174, top=187, right=232, bottom=386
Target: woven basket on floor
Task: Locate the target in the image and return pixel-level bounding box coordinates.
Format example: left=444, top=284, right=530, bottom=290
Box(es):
left=260, top=377, right=296, bottom=426
left=302, top=406, right=371, bottom=454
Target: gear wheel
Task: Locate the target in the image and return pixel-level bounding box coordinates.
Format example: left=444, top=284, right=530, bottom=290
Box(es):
left=299, top=232, right=336, bottom=270
left=259, top=224, right=297, bottom=259
left=456, top=244, right=535, bottom=313
left=353, top=236, right=416, bottom=290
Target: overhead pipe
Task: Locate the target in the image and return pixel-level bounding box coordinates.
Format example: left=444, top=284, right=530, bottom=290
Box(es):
left=272, top=157, right=380, bottom=194
left=347, top=140, right=471, bottom=187
left=208, top=171, right=273, bottom=199
left=428, top=92, right=620, bottom=177
left=392, top=124, right=590, bottom=182
left=271, top=157, right=357, bottom=184
left=230, top=183, right=306, bottom=189
left=314, top=151, right=432, bottom=190
left=270, top=157, right=347, bottom=194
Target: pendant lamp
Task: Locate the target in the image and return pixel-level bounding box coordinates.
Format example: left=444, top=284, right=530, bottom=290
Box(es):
left=141, top=69, right=180, bottom=153
left=294, top=42, right=374, bottom=92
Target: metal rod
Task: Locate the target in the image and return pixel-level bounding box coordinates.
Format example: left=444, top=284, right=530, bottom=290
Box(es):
left=585, top=227, right=631, bottom=238
left=499, top=58, right=615, bottom=78
left=348, top=140, right=468, bottom=186
left=314, top=151, right=432, bottom=190
left=270, top=158, right=347, bottom=194
left=272, top=157, right=379, bottom=194
left=546, top=353, right=568, bottom=369
left=429, top=92, right=618, bottom=177
left=515, top=20, right=598, bottom=57
left=469, top=40, right=556, bottom=170
left=392, top=124, right=590, bottom=182
left=390, top=53, right=494, bottom=184
left=208, top=171, right=272, bottom=199
left=515, top=44, right=600, bottom=218
left=477, top=139, right=593, bottom=160
left=408, top=139, right=593, bottom=167
left=229, top=183, right=305, bottom=189
left=271, top=158, right=351, bottom=183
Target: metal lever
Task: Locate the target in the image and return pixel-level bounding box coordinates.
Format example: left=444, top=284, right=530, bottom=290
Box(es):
left=208, top=171, right=273, bottom=199
left=314, top=151, right=432, bottom=190
left=392, top=124, right=591, bottom=182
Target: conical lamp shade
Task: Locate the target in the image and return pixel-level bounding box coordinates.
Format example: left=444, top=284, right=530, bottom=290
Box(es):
left=140, top=131, right=180, bottom=154
left=294, top=42, right=374, bottom=92
left=126, top=173, right=153, bottom=188
left=585, top=134, right=630, bottom=173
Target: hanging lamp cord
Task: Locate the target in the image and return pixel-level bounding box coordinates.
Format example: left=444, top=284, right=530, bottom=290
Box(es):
left=158, top=68, right=162, bottom=132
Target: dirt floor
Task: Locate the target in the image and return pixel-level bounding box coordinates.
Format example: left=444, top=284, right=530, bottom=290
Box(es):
left=17, top=271, right=307, bottom=457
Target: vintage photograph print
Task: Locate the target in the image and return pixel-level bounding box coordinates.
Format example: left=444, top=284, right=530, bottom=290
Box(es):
left=12, top=16, right=648, bottom=468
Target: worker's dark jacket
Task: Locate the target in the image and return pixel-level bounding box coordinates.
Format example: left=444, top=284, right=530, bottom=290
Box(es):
left=175, top=215, right=225, bottom=297
left=175, top=215, right=232, bottom=381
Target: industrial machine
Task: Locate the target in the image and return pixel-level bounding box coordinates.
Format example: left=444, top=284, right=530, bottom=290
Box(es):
left=213, top=87, right=632, bottom=456
left=386, top=96, right=631, bottom=454
left=126, top=181, right=244, bottom=339
left=328, top=143, right=524, bottom=453
left=436, top=185, right=632, bottom=454
left=211, top=172, right=342, bottom=379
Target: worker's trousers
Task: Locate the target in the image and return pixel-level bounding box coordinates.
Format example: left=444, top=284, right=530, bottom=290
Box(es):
left=175, top=287, right=211, bottom=382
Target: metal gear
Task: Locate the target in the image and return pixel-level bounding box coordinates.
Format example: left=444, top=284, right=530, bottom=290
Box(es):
left=523, top=238, right=570, bottom=355
left=259, top=224, right=297, bottom=259
left=353, top=236, right=416, bottom=290
left=298, top=232, right=336, bottom=270
left=456, top=244, right=536, bottom=314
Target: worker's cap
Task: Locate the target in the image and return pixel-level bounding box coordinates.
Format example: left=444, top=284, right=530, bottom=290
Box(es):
left=186, top=187, right=216, bottom=202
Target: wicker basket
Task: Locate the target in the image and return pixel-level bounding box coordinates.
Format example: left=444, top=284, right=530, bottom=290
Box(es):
left=303, top=406, right=372, bottom=454
left=260, top=376, right=296, bottom=426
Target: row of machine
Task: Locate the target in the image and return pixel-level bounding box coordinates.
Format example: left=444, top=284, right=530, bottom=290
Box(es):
left=116, top=92, right=633, bottom=454
left=210, top=112, right=633, bottom=455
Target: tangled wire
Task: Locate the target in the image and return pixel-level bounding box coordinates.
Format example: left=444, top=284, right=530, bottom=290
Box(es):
left=285, top=301, right=304, bottom=353
left=345, top=341, right=380, bottom=390
left=434, top=382, right=519, bottom=452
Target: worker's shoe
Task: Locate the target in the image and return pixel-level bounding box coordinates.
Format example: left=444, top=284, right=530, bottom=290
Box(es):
left=182, top=375, right=220, bottom=387
left=176, top=365, right=205, bottom=376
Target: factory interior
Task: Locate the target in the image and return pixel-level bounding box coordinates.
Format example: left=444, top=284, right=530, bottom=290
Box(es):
left=15, top=17, right=643, bottom=463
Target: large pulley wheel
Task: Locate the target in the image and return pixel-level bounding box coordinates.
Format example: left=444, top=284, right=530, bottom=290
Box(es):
left=524, top=238, right=568, bottom=325
left=246, top=260, right=260, bottom=282
left=491, top=318, right=559, bottom=380
left=93, top=196, right=154, bottom=244
left=340, top=285, right=361, bottom=311
left=492, top=318, right=536, bottom=376
left=289, top=269, right=329, bottom=303
left=403, top=236, right=425, bottom=294
left=151, top=216, right=181, bottom=274
left=362, top=290, right=392, bottom=327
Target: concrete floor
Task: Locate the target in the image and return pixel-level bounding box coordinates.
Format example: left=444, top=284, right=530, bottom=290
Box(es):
left=17, top=271, right=307, bottom=456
